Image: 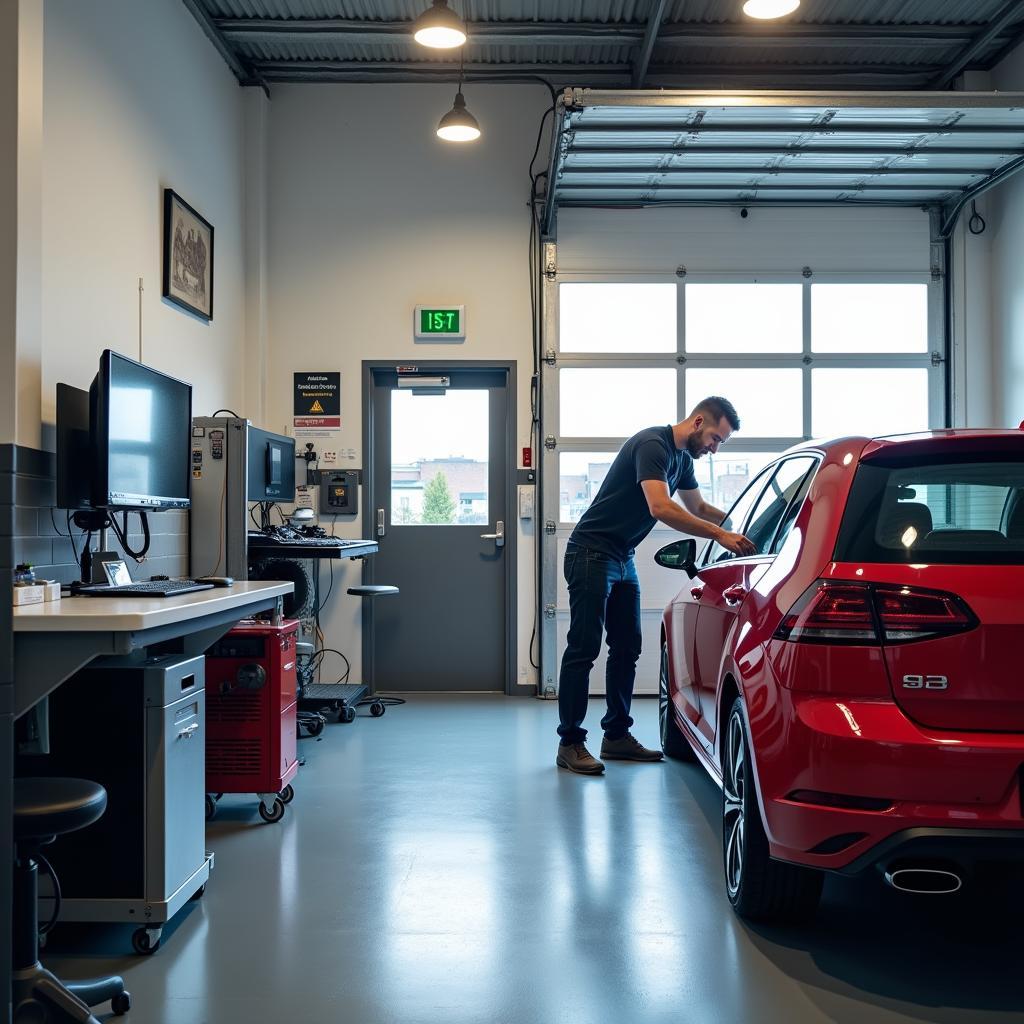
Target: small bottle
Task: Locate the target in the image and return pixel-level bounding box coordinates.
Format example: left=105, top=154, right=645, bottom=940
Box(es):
left=13, top=564, right=35, bottom=587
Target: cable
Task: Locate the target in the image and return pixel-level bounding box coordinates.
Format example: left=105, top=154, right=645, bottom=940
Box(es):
left=107, top=510, right=150, bottom=561
left=249, top=504, right=263, bottom=532
left=317, top=559, right=334, bottom=615
left=211, top=408, right=240, bottom=418
left=36, top=853, right=61, bottom=935
left=357, top=695, right=406, bottom=707
left=968, top=200, right=986, bottom=235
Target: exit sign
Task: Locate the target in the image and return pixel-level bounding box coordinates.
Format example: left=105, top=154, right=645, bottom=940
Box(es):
left=415, top=305, right=465, bottom=342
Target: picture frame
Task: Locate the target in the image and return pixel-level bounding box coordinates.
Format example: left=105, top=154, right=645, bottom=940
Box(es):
left=162, top=188, right=214, bottom=321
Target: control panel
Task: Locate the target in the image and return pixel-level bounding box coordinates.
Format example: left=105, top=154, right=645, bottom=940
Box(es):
left=319, top=471, right=359, bottom=516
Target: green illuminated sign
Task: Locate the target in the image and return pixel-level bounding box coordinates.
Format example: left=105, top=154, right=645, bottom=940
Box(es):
left=419, top=308, right=462, bottom=334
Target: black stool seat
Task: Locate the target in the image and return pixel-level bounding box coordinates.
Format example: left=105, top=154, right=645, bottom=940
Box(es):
left=347, top=585, right=399, bottom=597
left=14, top=778, right=107, bottom=842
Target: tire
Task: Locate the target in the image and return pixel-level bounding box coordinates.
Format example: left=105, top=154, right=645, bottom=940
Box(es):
left=340, top=707, right=356, bottom=724
left=659, top=642, right=697, bottom=761
left=259, top=798, right=285, bottom=823
left=722, top=696, right=823, bottom=923
left=131, top=927, right=160, bottom=955
left=370, top=702, right=385, bottom=717
left=204, top=794, right=217, bottom=821
left=111, top=991, right=132, bottom=1015
left=279, top=785, right=295, bottom=804
left=307, top=716, right=325, bottom=737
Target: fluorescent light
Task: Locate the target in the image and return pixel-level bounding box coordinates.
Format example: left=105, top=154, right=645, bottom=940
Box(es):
left=742, top=0, right=800, bottom=18
left=413, top=1, right=467, bottom=48
left=437, top=91, right=481, bottom=142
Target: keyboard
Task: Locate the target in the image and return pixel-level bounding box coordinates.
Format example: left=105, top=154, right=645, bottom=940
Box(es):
left=248, top=532, right=373, bottom=549
left=77, top=580, right=215, bottom=598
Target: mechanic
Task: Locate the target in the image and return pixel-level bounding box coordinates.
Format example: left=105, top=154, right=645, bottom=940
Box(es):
left=556, top=396, right=755, bottom=775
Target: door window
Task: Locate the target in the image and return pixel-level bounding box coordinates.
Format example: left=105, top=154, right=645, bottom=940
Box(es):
left=744, top=456, right=818, bottom=554
left=390, top=389, right=489, bottom=526
left=771, top=461, right=818, bottom=554
left=704, top=467, right=774, bottom=565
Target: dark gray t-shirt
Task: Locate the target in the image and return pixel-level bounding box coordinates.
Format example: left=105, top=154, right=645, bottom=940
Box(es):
left=569, top=425, right=699, bottom=561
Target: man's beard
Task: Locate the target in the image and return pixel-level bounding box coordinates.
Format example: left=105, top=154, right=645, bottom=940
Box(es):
left=686, top=431, right=707, bottom=458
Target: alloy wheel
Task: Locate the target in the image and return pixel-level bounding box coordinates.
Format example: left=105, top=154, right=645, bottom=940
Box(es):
left=723, top=710, right=746, bottom=899
left=658, top=645, right=669, bottom=745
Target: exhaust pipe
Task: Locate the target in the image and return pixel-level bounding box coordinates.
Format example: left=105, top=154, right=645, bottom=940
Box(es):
left=884, top=865, right=963, bottom=895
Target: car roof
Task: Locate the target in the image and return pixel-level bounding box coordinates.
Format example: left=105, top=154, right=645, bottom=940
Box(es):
left=777, top=428, right=1024, bottom=459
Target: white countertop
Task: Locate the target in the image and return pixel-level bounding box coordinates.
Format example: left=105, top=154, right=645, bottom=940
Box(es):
left=12, top=581, right=293, bottom=633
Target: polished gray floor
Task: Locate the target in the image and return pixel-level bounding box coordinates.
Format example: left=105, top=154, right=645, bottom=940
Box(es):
left=45, top=695, right=1024, bottom=1024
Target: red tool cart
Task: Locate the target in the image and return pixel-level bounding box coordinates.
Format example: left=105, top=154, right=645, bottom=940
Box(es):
left=204, top=619, right=299, bottom=823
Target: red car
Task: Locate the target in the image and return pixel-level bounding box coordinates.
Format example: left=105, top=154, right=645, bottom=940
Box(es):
left=657, top=429, right=1024, bottom=922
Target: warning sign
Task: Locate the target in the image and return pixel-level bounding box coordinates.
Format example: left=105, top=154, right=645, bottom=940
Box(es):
left=294, top=372, right=340, bottom=417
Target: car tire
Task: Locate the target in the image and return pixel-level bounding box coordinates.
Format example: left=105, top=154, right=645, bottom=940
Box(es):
left=659, top=641, right=697, bottom=761
left=722, top=695, right=823, bottom=923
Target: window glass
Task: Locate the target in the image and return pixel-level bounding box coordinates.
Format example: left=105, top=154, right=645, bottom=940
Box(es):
left=744, top=457, right=817, bottom=555
left=811, top=368, right=929, bottom=440
left=560, top=368, right=676, bottom=438
left=559, top=452, right=616, bottom=523
left=812, top=284, right=927, bottom=353
left=686, top=368, right=803, bottom=438
left=771, top=462, right=818, bottom=554
left=692, top=451, right=775, bottom=513
left=560, top=283, right=676, bottom=353
left=704, top=467, right=774, bottom=565
left=686, top=283, right=802, bottom=354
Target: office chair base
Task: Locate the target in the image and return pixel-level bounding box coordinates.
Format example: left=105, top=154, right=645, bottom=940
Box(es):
left=13, top=961, right=129, bottom=1022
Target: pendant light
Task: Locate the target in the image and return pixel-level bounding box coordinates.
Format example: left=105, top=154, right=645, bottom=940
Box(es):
left=437, top=48, right=480, bottom=143
left=742, top=0, right=800, bottom=18
left=413, top=0, right=467, bottom=49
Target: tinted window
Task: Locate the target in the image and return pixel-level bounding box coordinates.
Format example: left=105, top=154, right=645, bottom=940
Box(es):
left=836, top=457, right=1024, bottom=565
left=744, top=457, right=818, bottom=555
left=771, top=461, right=817, bottom=554
left=704, top=467, right=774, bottom=565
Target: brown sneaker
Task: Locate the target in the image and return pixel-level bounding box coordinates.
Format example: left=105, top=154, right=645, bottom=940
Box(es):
left=601, top=731, right=664, bottom=762
left=556, top=742, right=605, bottom=775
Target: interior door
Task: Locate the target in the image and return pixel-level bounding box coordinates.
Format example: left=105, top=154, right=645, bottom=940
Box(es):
left=366, top=366, right=510, bottom=692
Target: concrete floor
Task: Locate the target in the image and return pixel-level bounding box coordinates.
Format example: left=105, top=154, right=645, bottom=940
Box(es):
left=45, top=694, right=1024, bottom=1024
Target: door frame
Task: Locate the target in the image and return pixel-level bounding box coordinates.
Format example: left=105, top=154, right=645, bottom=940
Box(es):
left=361, top=360, right=519, bottom=695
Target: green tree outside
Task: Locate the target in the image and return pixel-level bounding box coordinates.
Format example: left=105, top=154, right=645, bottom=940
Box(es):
left=422, top=472, right=456, bottom=524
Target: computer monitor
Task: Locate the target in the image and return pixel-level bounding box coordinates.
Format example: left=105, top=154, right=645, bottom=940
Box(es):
left=89, top=350, right=193, bottom=510
left=247, top=426, right=295, bottom=502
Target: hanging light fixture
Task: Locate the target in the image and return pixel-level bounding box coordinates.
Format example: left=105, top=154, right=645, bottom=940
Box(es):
left=413, top=0, right=467, bottom=49
left=437, top=48, right=480, bottom=142
left=742, top=0, right=800, bottom=18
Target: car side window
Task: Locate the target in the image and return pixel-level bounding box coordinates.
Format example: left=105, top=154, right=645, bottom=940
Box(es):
left=744, top=457, right=819, bottom=555
left=704, top=466, right=775, bottom=565
left=770, top=460, right=819, bottom=554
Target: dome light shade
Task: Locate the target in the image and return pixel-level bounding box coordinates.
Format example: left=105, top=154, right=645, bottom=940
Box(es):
left=437, top=91, right=481, bottom=142
left=742, top=0, right=800, bottom=18
left=413, top=1, right=467, bottom=48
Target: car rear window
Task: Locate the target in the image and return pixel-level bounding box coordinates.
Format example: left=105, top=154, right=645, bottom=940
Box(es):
left=835, top=456, right=1024, bottom=565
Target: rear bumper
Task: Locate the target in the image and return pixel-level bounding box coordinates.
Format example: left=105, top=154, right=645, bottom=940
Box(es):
left=837, top=827, right=1024, bottom=878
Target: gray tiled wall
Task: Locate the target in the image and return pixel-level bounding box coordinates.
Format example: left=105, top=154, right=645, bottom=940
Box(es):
left=0, top=445, right=188, bottom=584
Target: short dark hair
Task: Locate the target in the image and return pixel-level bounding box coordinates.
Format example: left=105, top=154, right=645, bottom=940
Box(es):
left=691, top=396, right=740, bottom=432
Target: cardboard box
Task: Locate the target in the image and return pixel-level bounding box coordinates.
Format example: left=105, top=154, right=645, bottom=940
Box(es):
left=13, top=585, right=45, bottom=606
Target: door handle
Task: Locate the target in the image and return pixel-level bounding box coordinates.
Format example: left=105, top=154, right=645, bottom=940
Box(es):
left=723, top=584, right=748, bottom=606
left=377, top=508, right=386, bottom=538
left=690, top=586, right=704, bottom=601
left=177, top=723, right=200, bottom=740
left=480, top=520, right=505, bottom=547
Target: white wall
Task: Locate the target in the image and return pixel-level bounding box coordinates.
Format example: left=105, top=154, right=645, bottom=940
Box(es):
left=39, top=0, right=248, bottom=433
left=264, top=83, right=550, bottom=688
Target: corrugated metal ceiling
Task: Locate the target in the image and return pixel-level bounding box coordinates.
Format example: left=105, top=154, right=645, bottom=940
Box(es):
left=187, top=0, right=1024, bottom=88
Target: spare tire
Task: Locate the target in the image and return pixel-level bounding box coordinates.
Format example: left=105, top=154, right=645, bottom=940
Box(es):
left=248, top=558, right=314, bottom=619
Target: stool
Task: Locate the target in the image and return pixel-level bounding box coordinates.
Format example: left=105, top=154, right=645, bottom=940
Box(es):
left=13, top=778, right=131, bottom=1022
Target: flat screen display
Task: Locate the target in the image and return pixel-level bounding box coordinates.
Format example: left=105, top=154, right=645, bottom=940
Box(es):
left=92, top=351, right=192, bottom=510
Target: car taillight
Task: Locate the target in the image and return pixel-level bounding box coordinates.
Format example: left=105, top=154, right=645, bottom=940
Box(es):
left=774, top=581, right=976, bottom=645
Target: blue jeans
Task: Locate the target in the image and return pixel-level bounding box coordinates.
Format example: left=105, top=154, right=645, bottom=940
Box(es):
left=557, top=542, right=642, bottom=746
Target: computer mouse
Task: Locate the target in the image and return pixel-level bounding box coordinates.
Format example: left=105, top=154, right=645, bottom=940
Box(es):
left=150, top=574, right=170, bottom=581
left=197, top=576, right=234, bottom=587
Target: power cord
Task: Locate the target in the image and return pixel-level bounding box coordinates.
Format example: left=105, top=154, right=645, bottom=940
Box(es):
left=968, top=201, right=986, bottom=235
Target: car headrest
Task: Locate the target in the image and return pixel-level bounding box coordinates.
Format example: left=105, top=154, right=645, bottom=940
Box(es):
left=877, top=501, right=933, bottom=549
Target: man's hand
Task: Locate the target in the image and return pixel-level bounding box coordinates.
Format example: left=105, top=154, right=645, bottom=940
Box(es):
left=717, top=530, right=756, bottom=557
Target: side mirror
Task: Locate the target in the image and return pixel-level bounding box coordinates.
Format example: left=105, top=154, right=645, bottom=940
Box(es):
left=654, top=539, right=699, bottom=578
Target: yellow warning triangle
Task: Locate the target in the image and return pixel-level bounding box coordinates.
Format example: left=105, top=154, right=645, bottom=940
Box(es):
left=310, top=400, right=324, bottom=413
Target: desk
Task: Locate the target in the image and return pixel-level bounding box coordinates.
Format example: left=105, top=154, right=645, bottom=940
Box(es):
left=247, top=538, right=379, bottom=561
left=3, top=581, right=293, bottom=1024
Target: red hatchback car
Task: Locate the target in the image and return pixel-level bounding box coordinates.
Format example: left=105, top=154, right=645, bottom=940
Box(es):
left=657, top=429, right=1024, bottom=922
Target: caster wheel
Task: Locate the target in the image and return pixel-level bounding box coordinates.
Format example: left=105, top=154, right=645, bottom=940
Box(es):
left=259, top=798, right=285, bottom=823
left=190, top=883, right=207, bottom=901
left=205, top=794, right=217, bottom=821
left=279, top=785, right=295, bottom=805
left=111, top=990, right=132, bottom=1015
left=340, top=707, right=356, bottom=724
left=307, top=717, right=324, bottom=737
left=370, top=702, right=385, bottom=717
left=131, top=927, right=161, bottom=955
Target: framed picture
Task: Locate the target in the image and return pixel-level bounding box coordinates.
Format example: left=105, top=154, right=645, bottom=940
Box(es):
left=162, top=189, right=214, bottom=320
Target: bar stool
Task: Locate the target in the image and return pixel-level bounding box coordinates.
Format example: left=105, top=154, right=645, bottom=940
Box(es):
left=13, top=777, right=131, bottom=1022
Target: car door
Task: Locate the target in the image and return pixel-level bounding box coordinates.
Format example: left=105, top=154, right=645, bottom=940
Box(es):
left=692, top=457, right=819, bottom=748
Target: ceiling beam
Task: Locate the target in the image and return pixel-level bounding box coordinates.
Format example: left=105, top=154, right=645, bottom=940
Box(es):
left=570, top=145, right=1022, bottom=157
left=568, top=121, right=1024, bottom=135
left=561, top=164, right=994, bottom=177
left=633, top=0, right=669, bottom=88
left=555, top=183, right=964, bottom=194
left=182, top=0, right=260, bottom=86
left=931, top=0, right=1024, bottom=88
